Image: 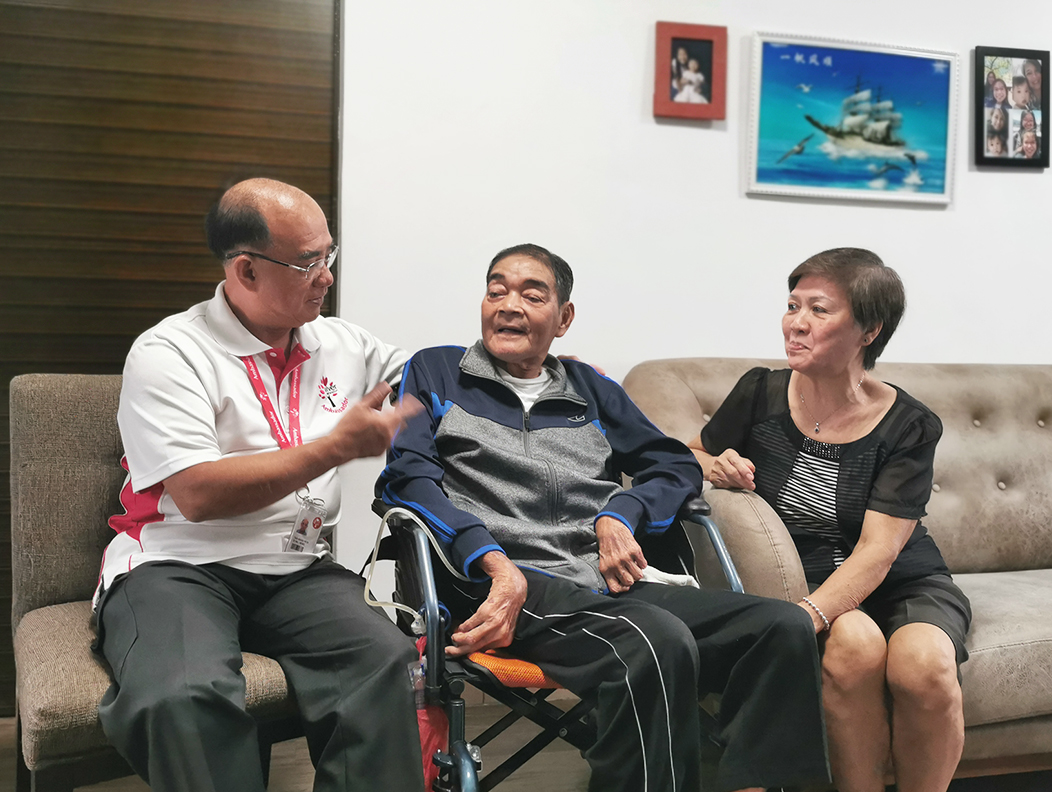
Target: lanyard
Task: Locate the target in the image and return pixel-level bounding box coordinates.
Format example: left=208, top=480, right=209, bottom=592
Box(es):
left=242, top=355, right=302, bottom=449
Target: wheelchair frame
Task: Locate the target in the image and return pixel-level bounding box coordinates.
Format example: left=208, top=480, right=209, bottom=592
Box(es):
left=376, top=495, right=743, bottom=792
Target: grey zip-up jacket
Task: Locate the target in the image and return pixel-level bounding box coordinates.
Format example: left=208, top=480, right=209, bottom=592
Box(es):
left=378, top=342, right=704, bottom=591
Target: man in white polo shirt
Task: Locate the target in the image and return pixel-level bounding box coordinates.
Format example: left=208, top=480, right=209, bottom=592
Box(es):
left=94, top=178, right=424, bottom=791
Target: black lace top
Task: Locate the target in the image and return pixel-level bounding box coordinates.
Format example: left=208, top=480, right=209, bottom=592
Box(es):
left=702, top=367, right=949, bottom=588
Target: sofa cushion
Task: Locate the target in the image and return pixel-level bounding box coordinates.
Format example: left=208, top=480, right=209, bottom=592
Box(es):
left=957, top=570, right=1052, bottom=727
left=15, top=600, right=296, bottom=768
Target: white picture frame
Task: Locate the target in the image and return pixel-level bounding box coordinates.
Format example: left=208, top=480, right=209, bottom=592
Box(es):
left=747, top=32, right=958, bottom=205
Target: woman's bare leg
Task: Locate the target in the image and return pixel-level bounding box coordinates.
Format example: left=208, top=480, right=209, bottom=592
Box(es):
left=822, top=609, right=890, bottom=792
left=885, top=623, right=963, bottom=792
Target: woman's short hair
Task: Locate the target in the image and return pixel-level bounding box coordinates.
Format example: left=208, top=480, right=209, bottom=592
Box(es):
left=487, top=243, right=574, bottom=305
left=788, top=248, right=905, bottom=370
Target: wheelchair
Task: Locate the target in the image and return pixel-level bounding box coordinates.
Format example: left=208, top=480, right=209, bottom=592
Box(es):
left=366, top=495, right=743, bottom=792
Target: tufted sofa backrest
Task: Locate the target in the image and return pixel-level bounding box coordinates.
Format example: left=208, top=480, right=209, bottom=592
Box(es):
left=623, top=358, right=1052, bottom=575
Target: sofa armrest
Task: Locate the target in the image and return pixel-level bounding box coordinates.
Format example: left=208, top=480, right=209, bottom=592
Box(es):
left=701, top=487, right=808, bottom=603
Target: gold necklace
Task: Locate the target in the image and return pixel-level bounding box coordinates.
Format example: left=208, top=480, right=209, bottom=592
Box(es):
left=799, top=373, right=866, bottom=434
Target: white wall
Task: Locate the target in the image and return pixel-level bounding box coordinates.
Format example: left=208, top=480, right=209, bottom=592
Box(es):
left=337, top=0, right=1048, bottom=569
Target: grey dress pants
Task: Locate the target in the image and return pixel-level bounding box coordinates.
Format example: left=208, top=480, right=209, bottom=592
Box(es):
left=95, top=558, right=425, bottom=792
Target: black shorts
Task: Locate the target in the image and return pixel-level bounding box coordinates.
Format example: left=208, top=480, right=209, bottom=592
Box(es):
left=861, top=574, right=973, bottom=671
left=808, top=573, right=972, bottom=673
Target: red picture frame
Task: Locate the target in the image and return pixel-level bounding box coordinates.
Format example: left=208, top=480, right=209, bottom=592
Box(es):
left=654, top=22, right=727, bottom=120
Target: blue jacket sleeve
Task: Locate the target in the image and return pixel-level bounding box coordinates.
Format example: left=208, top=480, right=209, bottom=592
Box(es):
left=576, top=366, right=704, bottom=536
left=375, top=351, right=505, bottom=581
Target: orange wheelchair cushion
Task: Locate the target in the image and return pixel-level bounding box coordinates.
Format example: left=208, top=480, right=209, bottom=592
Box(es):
left=467, top=650, right=563, bottom=689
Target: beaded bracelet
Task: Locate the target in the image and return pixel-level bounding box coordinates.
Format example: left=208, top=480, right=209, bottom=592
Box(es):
left=801, top=596, right=831, bottom=632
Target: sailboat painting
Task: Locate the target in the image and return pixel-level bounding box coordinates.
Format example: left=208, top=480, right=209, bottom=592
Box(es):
left=748, top=34, right=958, bottom=205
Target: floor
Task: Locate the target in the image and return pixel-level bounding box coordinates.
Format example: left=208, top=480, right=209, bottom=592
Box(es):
left=0, top=707, right=591, bottom=792
left=4, top=711, right=1052, bottom=791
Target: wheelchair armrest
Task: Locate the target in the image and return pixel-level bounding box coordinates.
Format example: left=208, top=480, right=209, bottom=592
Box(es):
left=678, top=492, right=712, bottom=518
left=376, top=500, right=446, bottom=698
left=681, top=494, right=743, bottom=594
left=404, top=521, right=446, bottom=697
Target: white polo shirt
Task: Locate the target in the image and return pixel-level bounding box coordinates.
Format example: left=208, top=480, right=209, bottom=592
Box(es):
left=98, top=283, right=409, bottom=598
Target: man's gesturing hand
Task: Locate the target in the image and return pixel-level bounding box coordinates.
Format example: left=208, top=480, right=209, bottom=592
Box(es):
left=447, top=552, right=528, bottom=657
left=329, top=383, right=422, bottom=462
left=596, top=515, right=647, bottom=593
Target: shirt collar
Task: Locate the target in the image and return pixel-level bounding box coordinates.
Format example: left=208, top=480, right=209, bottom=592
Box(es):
left=460, top=340, right=583, bottom=404
left=205, top=282, right=323, bottom=358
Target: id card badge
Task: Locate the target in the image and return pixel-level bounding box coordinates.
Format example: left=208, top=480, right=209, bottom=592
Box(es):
left=284, top=492, right=328, bottom=553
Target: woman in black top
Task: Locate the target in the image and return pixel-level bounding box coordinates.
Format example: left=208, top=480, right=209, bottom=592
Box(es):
left=690, top=248, right=971, bottom=792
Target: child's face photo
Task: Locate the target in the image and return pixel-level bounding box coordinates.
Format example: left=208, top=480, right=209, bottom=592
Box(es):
left=987, top=135, right=1004, bottom=155
left=1022, top=132, right=1038, bottom=157
left=688, top=59, right=700, bottom=73
left=1012, top=81, right=1031, bottom=107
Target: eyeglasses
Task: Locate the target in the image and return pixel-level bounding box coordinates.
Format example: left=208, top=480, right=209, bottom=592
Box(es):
left=227, top=244, right=338, bottom=280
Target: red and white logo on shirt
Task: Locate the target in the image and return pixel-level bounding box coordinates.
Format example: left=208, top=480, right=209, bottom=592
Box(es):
left=318, top=377, right=349, bottom=413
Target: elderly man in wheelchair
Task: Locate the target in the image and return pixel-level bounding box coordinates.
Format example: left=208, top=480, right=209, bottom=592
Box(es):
left=377, top=243, right=830, bottom=792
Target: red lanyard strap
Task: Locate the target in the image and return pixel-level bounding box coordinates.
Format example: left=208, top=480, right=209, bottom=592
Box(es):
left=242, top=355, right=302, bottom=448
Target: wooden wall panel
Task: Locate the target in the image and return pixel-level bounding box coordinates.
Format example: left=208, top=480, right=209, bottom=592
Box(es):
left=0, top=0, right=339, bottom=716
left=1, top=65, right=334, bottom=116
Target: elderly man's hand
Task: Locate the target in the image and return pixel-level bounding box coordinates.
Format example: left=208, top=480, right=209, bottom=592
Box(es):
left=447, top=552, right=528, bottom=657
left=596, top=516, right=647, bottom=593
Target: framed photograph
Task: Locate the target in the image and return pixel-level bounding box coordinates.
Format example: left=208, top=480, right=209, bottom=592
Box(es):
left=975, top=46, right=1047, bottom=168
left=653, top=22, right=727, bottom=121
left=747, top=33, right=958, bottom=205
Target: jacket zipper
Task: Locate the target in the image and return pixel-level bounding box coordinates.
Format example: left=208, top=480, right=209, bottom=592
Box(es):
left=523, top=407, right=561, bottom=525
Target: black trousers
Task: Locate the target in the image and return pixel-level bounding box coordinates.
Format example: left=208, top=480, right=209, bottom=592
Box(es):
left=442, top=570, right=830, bottom=792
left=94, top=559, right=425, bottom=792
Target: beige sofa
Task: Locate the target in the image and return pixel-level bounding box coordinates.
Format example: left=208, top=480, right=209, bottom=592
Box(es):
left=623, top=357, right=1052, bottom=780
left=10, top=374, right=301, bottom=792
